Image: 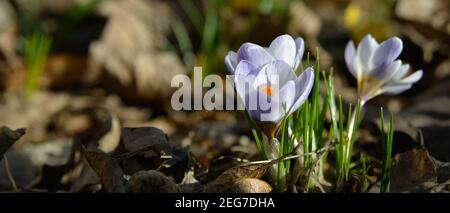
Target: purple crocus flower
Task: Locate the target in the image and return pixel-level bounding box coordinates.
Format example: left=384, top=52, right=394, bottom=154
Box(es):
left=233, top=60, right=314, bottom=136
left=345, top=34, right=423, bottom=102
left=225, top=34, right=305, bottom=74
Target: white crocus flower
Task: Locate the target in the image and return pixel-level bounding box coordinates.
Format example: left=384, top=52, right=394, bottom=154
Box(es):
left=345, top=34, right=423, bottom=102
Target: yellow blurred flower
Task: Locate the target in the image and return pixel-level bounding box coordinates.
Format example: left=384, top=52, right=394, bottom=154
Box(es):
left=344, top=3, right=362, bottom=29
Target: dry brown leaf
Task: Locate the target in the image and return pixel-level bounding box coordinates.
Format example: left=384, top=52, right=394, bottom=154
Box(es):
left=83, top=147, right=125, bottom=193
left=202, top=162, right=272, bottom=193
left=116, top=127, right=171, bottom=174
left=120, top=127, right=170, bottom=158
left=390, top=147, right=437, bottom=192
left=227, top=178, right=272, bottom=193
left=0, top=126, right=26, bottom=160
left=68, top=160, right=100, bottom=193
left=73, top=108, right=121, bottom=153
left=126, top=170, right=179, bottom=193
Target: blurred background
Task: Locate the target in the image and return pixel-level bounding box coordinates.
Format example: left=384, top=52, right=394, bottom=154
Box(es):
left=0, top=0, right=448, bottom=192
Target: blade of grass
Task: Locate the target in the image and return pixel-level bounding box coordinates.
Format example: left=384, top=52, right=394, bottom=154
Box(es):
left=24, top=33, right=52, bottom=98
left=178, top=0, right=204, bottom=34
left=171, top=15, right=195, bottom=66
left=336, top=95, right=344, bottom=182
left=381, top=111, right=394, bottom=193
left=202, top=1, right=218, bottom=54
left=345, top=99, right=362, bottom=180
left=252, top=129, right=265, bottom=159
left=325, top=69, right=338, bottom=139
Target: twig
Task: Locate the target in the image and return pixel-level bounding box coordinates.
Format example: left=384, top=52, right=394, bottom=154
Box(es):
left=3, top=156, right=18, bottom=192
left=246, top=143, right=333, bottom=165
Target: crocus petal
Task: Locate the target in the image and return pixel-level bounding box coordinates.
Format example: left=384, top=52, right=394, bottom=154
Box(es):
left=291, top=67, right=315, bottom=112
left=247, top=88, right=284, bottom=123
left=356, top=34, right=378, bottom=72
left=225, top=51, right=237, bottom=74
left=254, top=60, right=295, bottom=88
left=293, top=37, right=305, bottom=70
left=392, top=64, right=410, bottom=80
left=398, top=70, right=423, bottom=84
left=279, top=80, right=296, bottom=113
left=268, top=35, right=296, bottom=68
left=234, top=60, right=259, bottom=77
left=237, top=43, right=274, bottom=67
left=234, top=73, right=256, bottom=103
left=380, top=84, right=412, bottom=95
left=373, top=60, right=401, bottom=80
left=372, top=37, right=403, bottom=69
left=234, top=61, right=258, bottom=102
left=242, top=87, right=260, bottom=119
left=345, top=41, right=358, bottom=78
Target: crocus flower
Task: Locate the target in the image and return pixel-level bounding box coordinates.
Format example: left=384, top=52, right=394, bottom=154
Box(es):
left=345, top=34, right=423, bottom=102
left=225, top=34, right=305, bottom=74
left=234, top=60, right=314, bottom=137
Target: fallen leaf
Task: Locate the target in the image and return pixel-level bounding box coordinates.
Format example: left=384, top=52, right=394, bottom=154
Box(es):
left=68, top=160, right=100, bottom=193
left=0, top=126, right=26, bottom=160
left=120, top=127, right=170, bottom=158
left=202, top=162, right=272, bottom=193
left=158, top=148, right=190, bottom=183
left=227, top=178, right=272, bottom=193
left=390, top=147, right=437, bottom=192
left=116, top=127, right=171, bottom=174
left=126, top=170, right=179, bottom=193
left=83, top=146, right=125, bottom=193
left=73, top=108, right=118, bottom=152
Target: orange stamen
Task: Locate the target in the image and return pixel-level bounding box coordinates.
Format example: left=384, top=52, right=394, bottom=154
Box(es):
left=261, top=85, right=273, bottom=96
